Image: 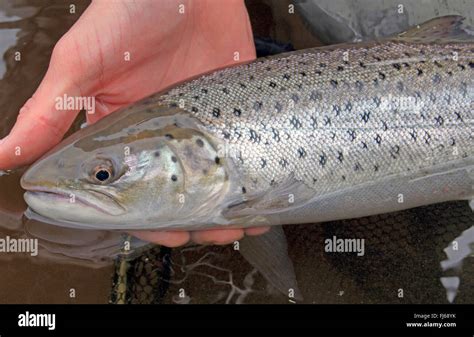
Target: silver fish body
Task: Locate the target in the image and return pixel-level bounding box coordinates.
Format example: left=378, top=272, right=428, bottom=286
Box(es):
left=22, top=16, right=474, bottom=230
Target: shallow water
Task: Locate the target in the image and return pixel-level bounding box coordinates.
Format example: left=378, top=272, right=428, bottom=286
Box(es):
left=0, top=0, right=473, bottom=304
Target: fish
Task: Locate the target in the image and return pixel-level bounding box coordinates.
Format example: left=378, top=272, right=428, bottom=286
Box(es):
left=20, top=16, right=474, bottom=299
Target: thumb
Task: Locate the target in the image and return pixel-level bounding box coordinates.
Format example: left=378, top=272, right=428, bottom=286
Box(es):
left=0, top=44, right=85, bottom=170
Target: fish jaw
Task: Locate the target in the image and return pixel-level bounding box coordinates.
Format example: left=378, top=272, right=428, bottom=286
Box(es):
left=23, top=184, right=127, bottom=224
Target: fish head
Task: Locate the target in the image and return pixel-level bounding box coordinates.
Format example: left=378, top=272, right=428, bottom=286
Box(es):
left=21, top=107, right=230, bottom=230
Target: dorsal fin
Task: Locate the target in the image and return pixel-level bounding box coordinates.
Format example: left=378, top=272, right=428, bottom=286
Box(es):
left=395, top=15, right=473, bottom=43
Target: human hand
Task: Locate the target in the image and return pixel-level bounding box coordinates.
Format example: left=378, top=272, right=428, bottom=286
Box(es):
left=0, top=0, right=269, bottom=246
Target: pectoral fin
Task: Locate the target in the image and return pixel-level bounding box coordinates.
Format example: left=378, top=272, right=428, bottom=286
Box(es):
left=239, top=226, right=303, bottom=301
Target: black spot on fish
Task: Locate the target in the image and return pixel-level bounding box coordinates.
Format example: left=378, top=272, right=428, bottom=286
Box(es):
left=222, top=88, right=229, bottom=94
left=170, top=102, right=178, bottom=108
left=424, top=131, right=431, bottom=145
left=382, top=121, right=388, bottom=131
left=447, top=71, right=453, bottom=76
left=165, top=134, right=174, bottom=140
left=223, top=131, right=230, bottom=139
left=373, top=56, right=381, bottom=61
left=171, top=175, right=178, bottom=182
left=361, top=141, right=368, bottom=149
left=201, top=88, right=208, bottom=94
left=215, top=157, right=220, bottom=165
left=333, top=105, right=341, bottom=116
left=434, top=61, right=443, bottom=68
left=171, top=156, right=177, bottom=163
left=337, top=151, right=344, bottom=163
left=319, top=63, right=327, bottom=68
left=192, top=95, right=200, bottom=101
left=389, top=145, right=400, bottom=159
left=249, top=129, right=260, bottom=143
left=290, top=116, right=302, bottom=129
left=234, top=108, right=242, bottom=117
left=417, top=68, right=423, bottom=76
left=341, top=175, right=346, bottom=181
left=361, top=111, right=370, bottom=123
left=242, top=187, right=247, bottom=194
left=312, top=178, right=317, bottom=184
left=347, top=129, right=356, bottom=142
left=373, top=78, right=379, bottom=86
left=253, top=101, right=263, bottom=111
left=261, top=158, right=266, bottom=168
left=297, top=147, right=307, bottom=158
left=283, top=74, right=291, bottom=80
left=378, top=72, right=386, bottom=80
left=315, top=70, right=322, bottom=75
left=239, top=83, right=246, bottom=88
left=154, top=151, right=160, bottom=157
left=345, top=102, right=352, bottom=112
left=435, top=115, right=444, bottom=126
left=330, top=80, right=338, bottom=88
left=337, top=66, right=344, bottom=71
left=409, top=130, right=417, bottom=141
left=457, top=64, right=465, bottom=70
left=280, top=158, right=288, bottom=168
left=300, top=71, right=307, bottom=77
left=393, top=63, right=401, bottom=70
left=354, top=162, right=362, bottom=171
left=310, top=116, right=317, bottom=129
left=469, top=62, right=474, bottom=68
left=196, top=139, right=204, bottom=147
left=323, top=116, right=331, bottom=126
left=454, top=111, right=463, bottom=121
left=319, top=153, right=327, bottom=167
left=359, top=61, right=366, bottom=68
left=450, top=138, right=456, bottom=146
left=374, top=134, right=382, bottom=145
left=269, top=81, right=277, bottom=88
left=373, top=97, right=381, bottom=107
left=213, top=108, right=221, bottom=118
left=191, top=107, right=198, bottom=112
left=272, top=128, right=280, bottom=142
left=374, top=164, right=379, bottom=172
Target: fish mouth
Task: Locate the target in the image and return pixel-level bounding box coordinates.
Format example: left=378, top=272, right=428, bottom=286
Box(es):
left=24, top=186, right=126, bottom=216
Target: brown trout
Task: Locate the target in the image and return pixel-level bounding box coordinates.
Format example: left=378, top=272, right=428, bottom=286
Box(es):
left=21, top=16, right=473, bottom=231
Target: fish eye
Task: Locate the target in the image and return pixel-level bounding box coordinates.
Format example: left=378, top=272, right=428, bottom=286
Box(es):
left=93, top=166, right=113, bottom=183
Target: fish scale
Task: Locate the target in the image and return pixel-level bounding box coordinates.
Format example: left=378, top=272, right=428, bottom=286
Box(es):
left=159, top=41, right=473, bottom=196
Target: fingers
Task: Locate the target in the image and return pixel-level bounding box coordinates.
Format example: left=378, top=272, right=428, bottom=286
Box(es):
left=130, top=226, right=271, bottom=248
left=0, top=93, right=80, bottom=169
left=129, top=230, right=190, bottom=248
left=0, top=40, right=85, bottom=169
left=244, top=226, right=270, bottom=236
left=191, top=229, right=245, bottom=245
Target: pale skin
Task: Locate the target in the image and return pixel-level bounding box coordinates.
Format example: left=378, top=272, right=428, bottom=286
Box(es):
left=0, top=0, right=269, bottom=247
